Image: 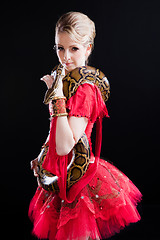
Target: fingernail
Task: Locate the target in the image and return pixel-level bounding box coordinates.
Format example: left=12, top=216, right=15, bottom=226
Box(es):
left=40, top=77, right=43, bottom=80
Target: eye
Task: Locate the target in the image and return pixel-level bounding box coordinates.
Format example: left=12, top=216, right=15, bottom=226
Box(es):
left=57, top=46, right=64, bottom=51
left=72, top=47, right=79, bottom=51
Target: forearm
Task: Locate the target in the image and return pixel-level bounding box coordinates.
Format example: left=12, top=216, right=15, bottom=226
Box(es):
left=56, top=116, right=75, bottom=156
left=45, top=132, right=50, bottom=144
left=55, top=115, right=88, bottom=156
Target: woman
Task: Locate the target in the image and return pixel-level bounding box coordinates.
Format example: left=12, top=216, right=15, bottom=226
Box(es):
left=29, top=12, right=142, bottom=240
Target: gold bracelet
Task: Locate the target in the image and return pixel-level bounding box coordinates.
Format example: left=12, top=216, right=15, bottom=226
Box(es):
left=51, top=96, right=67, bottom=101
left=51, top=96, right=68, bottom=118
left=51, top=112, right=68, bottom=117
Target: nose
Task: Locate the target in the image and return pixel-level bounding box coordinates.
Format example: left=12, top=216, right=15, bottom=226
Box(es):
left=64, top=49, right=71, bottom=61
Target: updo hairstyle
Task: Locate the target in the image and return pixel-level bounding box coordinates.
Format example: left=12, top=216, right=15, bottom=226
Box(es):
left=55, top=12, right=96, bottom=60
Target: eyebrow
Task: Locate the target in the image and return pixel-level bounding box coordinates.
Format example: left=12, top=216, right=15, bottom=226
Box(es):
left=56, top=44, right=79, bottom=48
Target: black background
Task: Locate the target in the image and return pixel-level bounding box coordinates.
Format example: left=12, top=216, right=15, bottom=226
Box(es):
left=1, top=0, right=160, bottom=239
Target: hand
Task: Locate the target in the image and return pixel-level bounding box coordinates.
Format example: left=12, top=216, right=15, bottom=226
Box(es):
left=30, top=157, right=42, bottom=187
left=30, top=157, right=39, bottom=177
left=41, top=74, right=64, bottom=97
left=54, top=77, right=64, bottom=97
left=40, top=75, right=54, bottom=89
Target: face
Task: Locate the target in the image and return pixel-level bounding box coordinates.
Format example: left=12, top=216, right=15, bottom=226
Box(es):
left=55, top=32, right=91, bottom=73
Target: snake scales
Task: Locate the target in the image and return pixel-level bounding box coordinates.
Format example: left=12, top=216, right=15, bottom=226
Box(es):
left=37, top=64, right=110, bottom=192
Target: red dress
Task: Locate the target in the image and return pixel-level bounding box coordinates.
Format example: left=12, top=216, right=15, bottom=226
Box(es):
left=29, top=83, right=142, bottom=240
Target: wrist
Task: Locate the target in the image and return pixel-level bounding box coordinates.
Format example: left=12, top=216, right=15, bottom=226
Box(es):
left=51, top=96, right=68, bottom=118
left=54, top=89, right=64, bottom=97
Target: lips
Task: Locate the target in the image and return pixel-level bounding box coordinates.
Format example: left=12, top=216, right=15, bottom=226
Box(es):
left=65, top=62, right=73, bottom=66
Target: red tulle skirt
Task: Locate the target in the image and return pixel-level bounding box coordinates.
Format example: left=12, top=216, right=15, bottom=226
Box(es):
left=29, top=159, right=142, bottom=240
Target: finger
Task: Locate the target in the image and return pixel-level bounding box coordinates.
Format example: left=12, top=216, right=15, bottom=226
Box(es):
left=37, top=178, right=41, bottom=187
left=40, top=77, right=52, bottom=88
left=34, top=173, right=39, bottom=177
left=40, top=77, right=47, bottom=82
left=30, top=159, right=38, bottom=169
left=40, top=76, right=48, bottom=82
left=33, top=168, right=39, bottom=177
left=30, top=161, right=34, bottom=170
left=41, top=75, right=53, bottom=81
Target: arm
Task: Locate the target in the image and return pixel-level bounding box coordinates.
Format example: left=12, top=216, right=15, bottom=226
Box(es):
left=41, top=73, right=88, bottom=156
left=56, top=116, right=88, bottom=156
left=31, top=73, right=89, bottom=178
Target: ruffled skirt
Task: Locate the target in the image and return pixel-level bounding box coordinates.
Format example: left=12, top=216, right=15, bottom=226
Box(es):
left=29, top=159, right=142, bottom=240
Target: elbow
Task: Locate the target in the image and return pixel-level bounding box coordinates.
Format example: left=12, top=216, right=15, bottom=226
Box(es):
left=56, top=146, right=72, bottom=156
left=56, top=140, right=75, bottom=156
left=56, top=147, right=69, bottom=156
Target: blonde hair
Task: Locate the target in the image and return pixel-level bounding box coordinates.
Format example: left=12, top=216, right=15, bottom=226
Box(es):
left=55, top=11, right=96, bottom=52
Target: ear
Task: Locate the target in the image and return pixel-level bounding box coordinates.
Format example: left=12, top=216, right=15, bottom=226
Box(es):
left=85, top=44, right=92, bottom=58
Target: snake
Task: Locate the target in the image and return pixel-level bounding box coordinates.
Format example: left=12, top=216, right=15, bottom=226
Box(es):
left=37, top=64, right=110, bottom=192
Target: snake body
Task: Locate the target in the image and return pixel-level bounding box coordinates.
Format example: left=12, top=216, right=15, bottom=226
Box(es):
left=38, top=64, right=110, bottom=192
left=38, top=133, right=90, bottom=192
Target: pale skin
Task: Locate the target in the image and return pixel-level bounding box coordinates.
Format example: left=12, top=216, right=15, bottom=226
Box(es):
left=31, top=32, right=92, bottom=178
